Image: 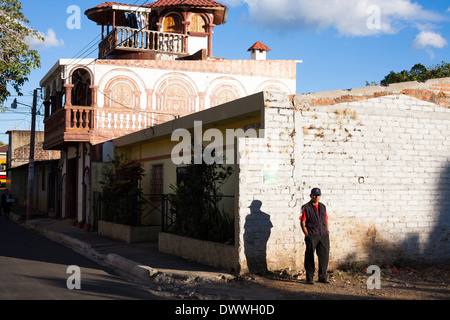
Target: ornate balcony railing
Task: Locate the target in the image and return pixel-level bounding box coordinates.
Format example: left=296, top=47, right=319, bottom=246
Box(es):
left=99, top=27, right=188, bottom=58
left=43, top=106, right=94, bottom=150
left=44, top=104, right=155, bottom=149
left=96, top=108, right=149, bottom=132
left=66, top=106, right=94, bottom=131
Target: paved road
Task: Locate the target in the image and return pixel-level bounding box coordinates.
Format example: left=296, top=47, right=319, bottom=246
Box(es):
left=0, top=216, right=161, bottom=300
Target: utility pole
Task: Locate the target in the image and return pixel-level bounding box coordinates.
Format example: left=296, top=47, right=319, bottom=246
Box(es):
left=26, top=89, right=38, bottom=221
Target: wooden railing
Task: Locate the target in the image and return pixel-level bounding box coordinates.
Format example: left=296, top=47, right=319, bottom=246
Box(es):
left=44, top=105, right=94, bottom=149
left=99, top=27, right=187, bottom=58
left=44, top=103, right=156, bottom=149
left=65, top=106, right=94, bottom=132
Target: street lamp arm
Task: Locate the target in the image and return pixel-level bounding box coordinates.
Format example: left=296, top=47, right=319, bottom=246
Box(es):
left=11, top=98, right=33, bottom=109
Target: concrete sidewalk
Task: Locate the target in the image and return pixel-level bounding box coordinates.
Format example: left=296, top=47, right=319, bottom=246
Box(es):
left=10, top=210, right=236, bottom=285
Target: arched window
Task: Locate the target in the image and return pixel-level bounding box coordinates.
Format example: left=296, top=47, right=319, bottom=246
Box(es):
left=163, top=13, right=183, bottom=33
left=209, top=83, right=242, bottom=108
left=163, top=83, right=189, bottom=113
left=215, top=88, right=238, bottom=106
left=154, top=75, right=197, bottom=124
left=103, top=76, right=142, bottom=109
left=111, top=82, right=134, bottom=108
left=188, top=14, right=207, bottom=33
left=71, top=68, right=92, bottom=106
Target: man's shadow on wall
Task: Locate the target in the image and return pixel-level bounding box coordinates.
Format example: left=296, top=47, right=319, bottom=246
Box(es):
left=244, top=200, right=273, bottom=274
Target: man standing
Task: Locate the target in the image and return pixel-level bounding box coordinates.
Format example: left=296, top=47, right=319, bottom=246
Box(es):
left=300, top=188, right=330, bottom=284
left=1, top=189, right=13, bottom=220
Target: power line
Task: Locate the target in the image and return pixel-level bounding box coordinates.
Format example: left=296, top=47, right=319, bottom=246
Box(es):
left=0, top=118, right=27, bottom=122
left=97, top=88, right=184, bottom=120
left=2, top=111, right=44, bottom=117
left=39, top=1, right=182, bottom=131
left=64, top=1, right=148, bottom=68
left=61, top=0, right=152, bottom=72
left=63, top=34, right=102, bottom=68
left=5, top=94, right=35, bottom=97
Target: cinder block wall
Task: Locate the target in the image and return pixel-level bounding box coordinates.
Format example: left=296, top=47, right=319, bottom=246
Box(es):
left=237, top=81, right=450, bottom=274
left=297, top=90, right=450, bottom=267
left=237, top=91, right=303, bottom=274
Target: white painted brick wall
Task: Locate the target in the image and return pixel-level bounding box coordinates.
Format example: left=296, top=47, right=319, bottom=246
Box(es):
left=237, top=92, right=303, bottom=274
left=300, top=95, right=450, bottom=266
left=236, top=91, right=449, bottom=274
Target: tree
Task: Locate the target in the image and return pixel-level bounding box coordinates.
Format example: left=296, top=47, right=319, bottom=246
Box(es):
left=378, top=62, right=450, bottom=86
left=100, top=152, right=146, bottom=226
left=0, top=0, right=43, bottom=110
left=169, top=149, right=234, bottom=244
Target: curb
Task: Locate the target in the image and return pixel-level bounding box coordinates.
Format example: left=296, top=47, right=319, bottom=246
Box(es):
left=106, top=254, right=160, bottom=279
left=21, top=218, right=236, bottom=285
left=24, top=220, right=106, bottom=261
left=21, top=219, right=167, bottom=282
left=23, top=220, right=153, bottom=278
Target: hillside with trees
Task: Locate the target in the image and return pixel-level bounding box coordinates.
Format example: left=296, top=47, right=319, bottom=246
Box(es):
left=367, top=62, right=450, bottom=86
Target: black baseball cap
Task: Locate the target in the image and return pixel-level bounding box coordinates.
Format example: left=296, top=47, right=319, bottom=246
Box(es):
left=311, top=188, right=321, bottom=196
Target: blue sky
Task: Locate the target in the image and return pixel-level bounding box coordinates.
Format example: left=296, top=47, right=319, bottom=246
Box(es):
left=1, top=0, right=450, bottom=143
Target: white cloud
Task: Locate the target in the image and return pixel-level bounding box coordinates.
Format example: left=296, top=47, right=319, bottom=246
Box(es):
left=222, top=0, right=445, bottom=37
left=413, top=30, right=448, bottom=49
left=28, top=28, right=65, bottom=48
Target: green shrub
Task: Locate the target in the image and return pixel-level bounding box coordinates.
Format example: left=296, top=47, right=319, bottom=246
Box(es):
left=100, top=152, right=145, bottom=226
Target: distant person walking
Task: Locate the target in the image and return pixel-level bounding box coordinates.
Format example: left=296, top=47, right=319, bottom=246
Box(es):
left=300, top=188, right=330, bottom=285
left=1, top=189, right=13, bottom=219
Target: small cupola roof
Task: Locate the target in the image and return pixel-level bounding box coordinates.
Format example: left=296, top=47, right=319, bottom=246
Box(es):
left=247, top=41, right=271, bottom=52
left=248, top=41, right=271, bottom=60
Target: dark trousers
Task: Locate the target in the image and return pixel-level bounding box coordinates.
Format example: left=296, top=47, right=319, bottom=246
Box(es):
left=304, top=234, right=330, bottom=281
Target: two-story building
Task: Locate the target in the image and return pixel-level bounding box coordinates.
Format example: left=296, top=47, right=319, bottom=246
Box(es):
left=6, top=130, right=61, bottom=217
left=39, top=1, right=300, bottom=228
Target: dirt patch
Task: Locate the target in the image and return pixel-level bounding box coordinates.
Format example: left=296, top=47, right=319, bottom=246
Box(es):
left=134, top=264, right=449, bottom=300
left=249, top=265, right=450, bottom=300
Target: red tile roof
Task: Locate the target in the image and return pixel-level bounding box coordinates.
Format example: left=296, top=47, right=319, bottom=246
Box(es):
left=248, top=41, right=271, bottom=52
left=87, top=1, right=225, bottom=11
left=85, top=2, right=152, bottom=25
left=85, top=1, right=227, bottom=25
left=145, top=0, right=226, bottom=8
left=0, top=144, right=8, bottom=153
left=87, top=1, right=144, bottom=10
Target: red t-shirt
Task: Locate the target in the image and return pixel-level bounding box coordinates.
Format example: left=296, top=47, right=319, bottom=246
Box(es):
left=300, top=203, right=328, bottom=221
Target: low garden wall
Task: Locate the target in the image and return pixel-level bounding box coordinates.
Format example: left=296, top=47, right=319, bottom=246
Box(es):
left=98, top=220, right=160, bottom=244
left=158, top=232, right=238, bottom=273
